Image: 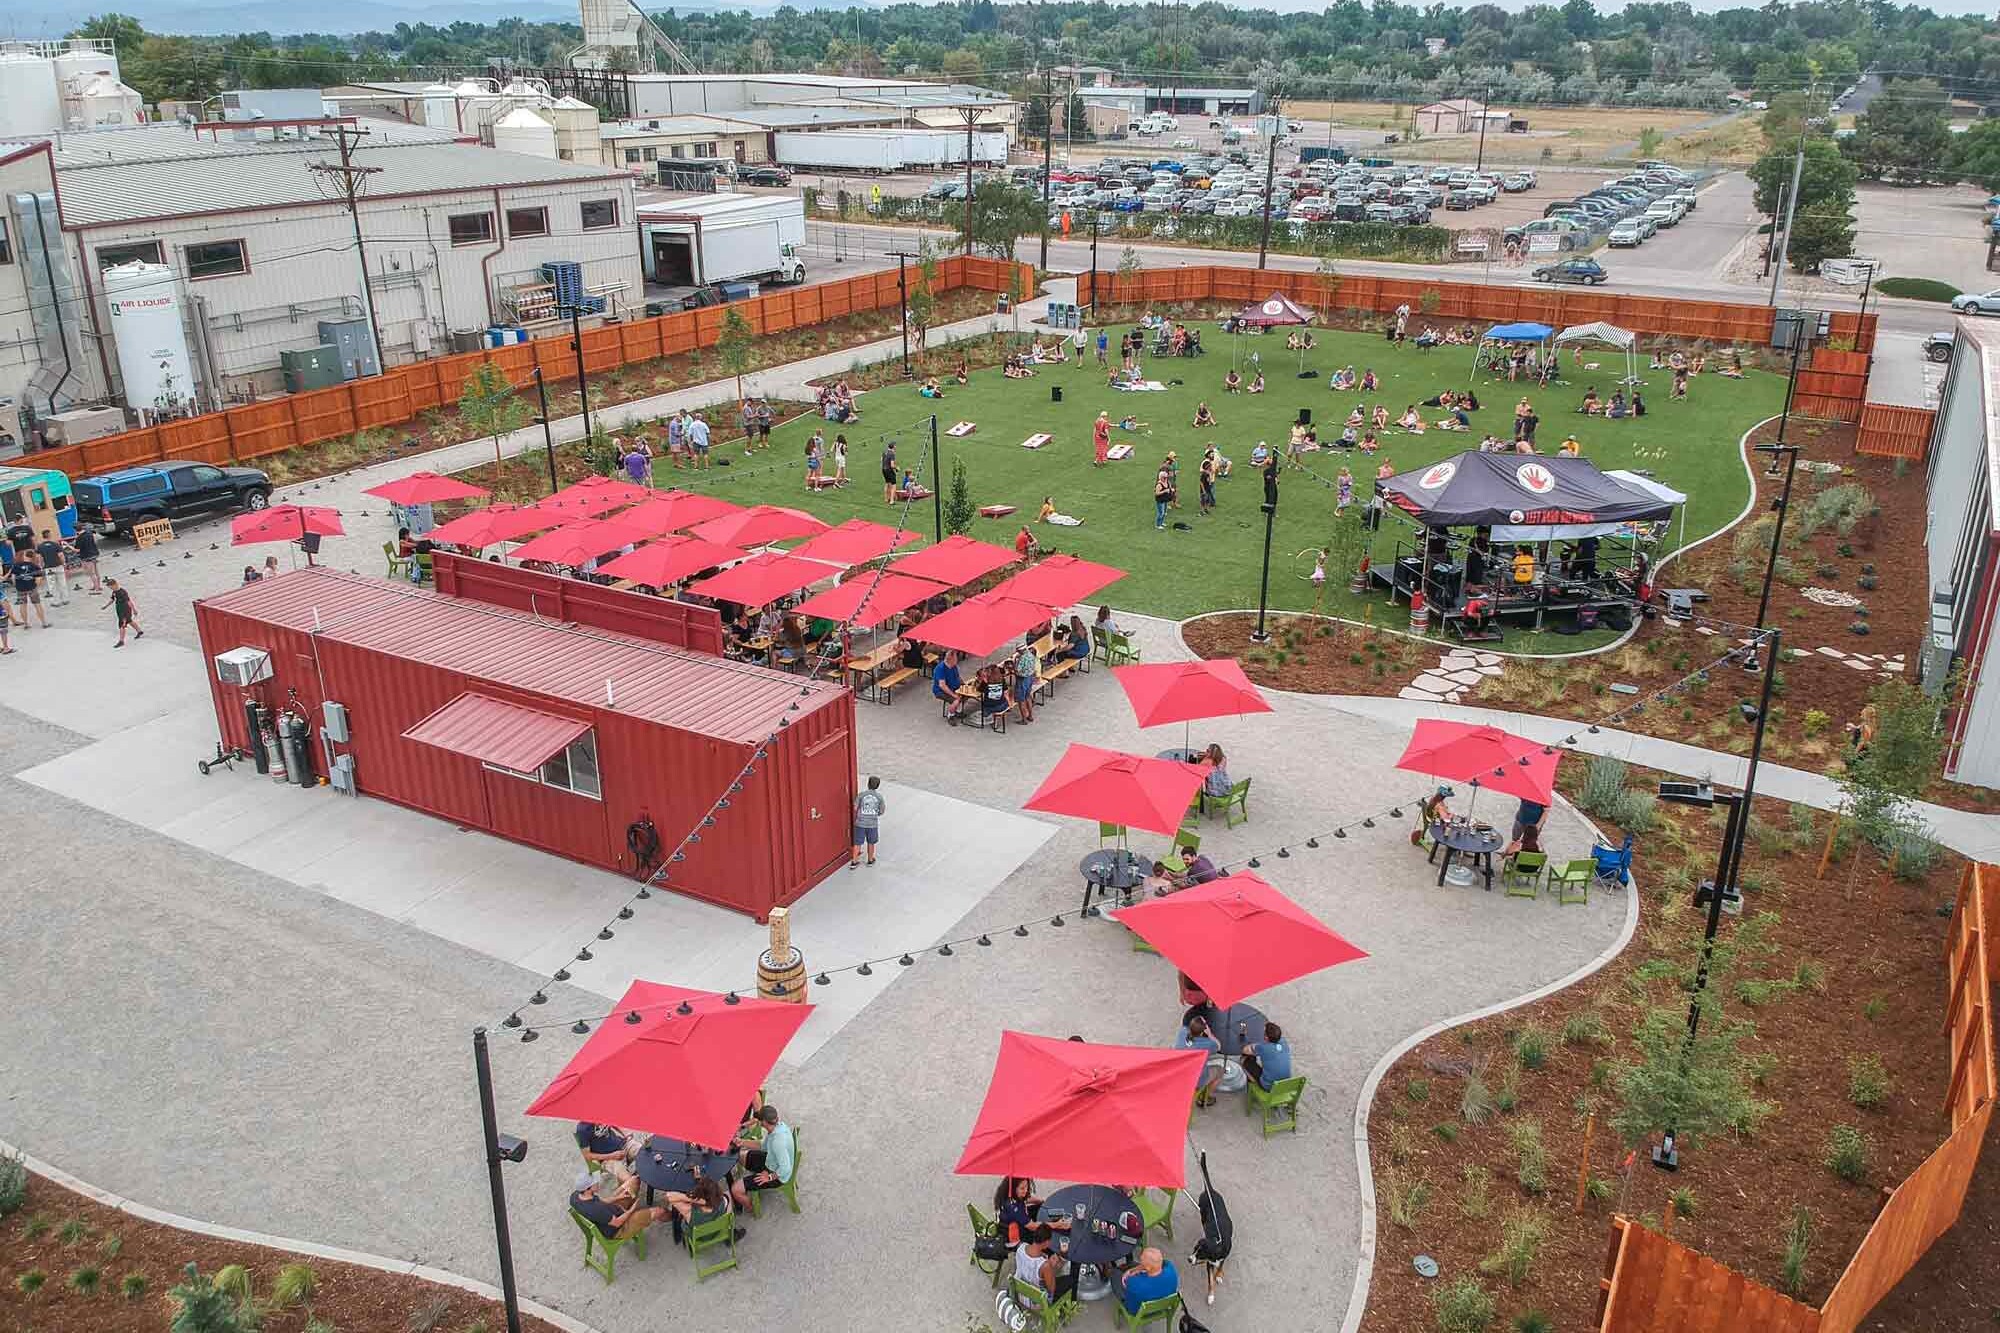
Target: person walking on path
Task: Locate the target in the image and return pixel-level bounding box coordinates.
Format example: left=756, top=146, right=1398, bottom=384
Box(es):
left=103, top=577, right=142, bottom=646
left=36, top=535, right=69, bottom=606
left=851, top=775, right=886, bottom=868
left=73, top=526, right=101, bottom=593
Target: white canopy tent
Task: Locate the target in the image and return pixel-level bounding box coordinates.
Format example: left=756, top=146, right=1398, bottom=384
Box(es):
left=1554, top=321, right=1639, bottom=386
left=1603, top=468, right=1687, bottom=554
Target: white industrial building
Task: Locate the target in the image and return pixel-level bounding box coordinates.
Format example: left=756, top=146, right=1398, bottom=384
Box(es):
left=1922, top=318, right=2000, bottom=789
left=1073, top=83, right=1263, bottom=120
left=620, top=73, right=1018, bottom=142
left=325, top=78, right=607, bottom=165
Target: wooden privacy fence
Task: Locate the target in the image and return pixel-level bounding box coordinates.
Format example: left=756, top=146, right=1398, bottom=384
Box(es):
left=23, top=257, right=1032, bottom=484
left=1854, top=403, right=1937, bottom=462
left=1597, top=860, right=2000, bottom=1333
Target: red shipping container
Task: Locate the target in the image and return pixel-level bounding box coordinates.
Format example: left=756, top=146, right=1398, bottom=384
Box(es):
left=193, top=569, right=855, bottom=919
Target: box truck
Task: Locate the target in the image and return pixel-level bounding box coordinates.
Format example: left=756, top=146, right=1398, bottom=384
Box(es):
left=771, top=127, right=1008, bottom=172
left=636, top=194, right=808, bottom=287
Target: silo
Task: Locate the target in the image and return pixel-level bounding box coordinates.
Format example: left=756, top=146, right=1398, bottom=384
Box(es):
left=0, top=45, right=62, bottom=137
left=492, top=107, right=557, bottom=159
left=69, top=72, right=142, bottom=128
left=52, top=39, right=118, bottom=88
left=102, top=261, right=198, bottom=417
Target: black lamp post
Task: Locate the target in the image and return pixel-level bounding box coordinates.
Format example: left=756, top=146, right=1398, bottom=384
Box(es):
left=892, top=251, right=912, bottom=379
left=564, top=304, right=593, bottom=444
left=472, top=1027, right=527, bottom=1333
left=1251, top=458, right=1279, bottom=643
left=530, top=367, right=558, bottom=495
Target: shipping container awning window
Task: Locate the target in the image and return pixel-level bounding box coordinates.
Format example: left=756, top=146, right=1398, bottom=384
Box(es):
left=402, top=693, right=593, bottom=774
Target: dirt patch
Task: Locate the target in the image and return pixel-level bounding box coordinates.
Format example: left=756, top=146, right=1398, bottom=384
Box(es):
left=0, top=1172, right=558, bottom=1333
left=1356, top=764, right=1959, bottom=1333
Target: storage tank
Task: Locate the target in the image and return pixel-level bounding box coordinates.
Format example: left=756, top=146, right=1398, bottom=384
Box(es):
left=547, top=95, right=602, bottom=164
left=492, top=106, right=557, bottom=159
left=53, top=39, right=118, bottom=88
left=68, top=72, right=142, bottom=128
left=102, top=261, right=197, bottom=417
left=0, top=45, right=62, bottom=137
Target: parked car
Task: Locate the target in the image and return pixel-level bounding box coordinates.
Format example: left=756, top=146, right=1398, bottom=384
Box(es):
left=75, top=461, right=272, bottom=537
left=1444, top=189, right=1477, bottom=211
left=1925, top=331, right=1956, bottom=363
left=1501, top=174, right=1532, bottom=192
left=735, top=164, right=792, bottom=186
left=1171, top=137, right=1198, bottom=149
left=1952, top=288, right=2000, bottom=314
left=1644, top=201, right=1682, bottom=227
left=1533, top=257, right=1609, bottom=285
left=1608, top=220, right=1643, bottom=247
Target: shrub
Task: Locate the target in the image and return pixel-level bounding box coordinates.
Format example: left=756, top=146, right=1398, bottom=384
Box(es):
left=1887, top=819, right=1942, bottom=880
left=69, top=1264, right=101, bottom=1295
left=1579, top=756, right=1629, bottom=817
left=1493, top=1068, right=1521, bottom=1114
left=1431, top=1275, right=1496, bottom=1333
left=1862, top=995, right=1887, bottom=1022
left=1781, top=1207, right=1813, bottom=1296
left=1512, top=1314, right=1554, bottom=1333
left=1389, top=1122, right=1419, bottom=1164
left=271, top=1263, right=317, bottom=1310
left=1793, top=958, right=1827, bottom=992
left=1406, top=1076, right=1432, bottom=1105
left=1802, top=708, right=1830, bottom=738
left=1459, top=1164, right=1494, bottom=1219
left=1479, top=1207, right=1549, bottom=1286
left=1461, top=1071, right=1495, bottom=1124
left=1670, top=1185, right=1699, bottom=1218
left=1385, top=1166, right=1432, bottom=1229
left=170, top=1263, right=256, bottom=1333
left=17, top=1269, right=47, bottom=1294
left=1734, top=977, right=1795, bottom=1007
left=1612, top=790, right=1659, bottom=833
left=21, top=1211, right=50, bottom=1239
left=1433, top=1121, right=1459, bottom=1143
left=1563, top=1012, right=1611, bottom=1047
left=212, top=1264, right=253, bottom=1308
left=1874, top=276, right=1959, bottom=302
left=58, top=1218, right=88, bottom=1245
left=1584, top=1175, right=1614, bottom=1203
left=0, top=1149, right=24, bottom=1217
left=1848, top=1055, right=1890, bottom=1110
left=123, top=1273, right=148, bottom=1301
left=1826, top=1125, right=1870, bottom=1182
left=1508, top=1118, right=1550, bottom=1194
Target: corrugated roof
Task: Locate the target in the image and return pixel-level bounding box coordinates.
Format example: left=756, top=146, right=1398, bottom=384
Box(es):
left=403, top=692, right=593, bottom=771
left=726, top=107, right=903, bottom=129
left=602, top=115, right=764, bottom=139
left=200, top=569, right=839, bottom=744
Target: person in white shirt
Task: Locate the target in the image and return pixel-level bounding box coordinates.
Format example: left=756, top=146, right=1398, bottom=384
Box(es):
left=1013, top=1226, right=1077, bottom=1304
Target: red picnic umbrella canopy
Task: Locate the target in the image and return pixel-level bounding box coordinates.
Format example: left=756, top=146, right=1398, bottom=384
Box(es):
left=905, top=592, right=1058, bottom=658
left=595, top=535, right=747, bottom=587
left=889, top=533, right=1018, bottom=586
left=535, top=475, right=652, bottom=519
left=1112, top=871, right=1369, bottom=1009
left=1395, top=718, right=1559, bottom=806
left=685, top=550, right=838, bottom=606
left=361, top=471, right=490, bottom=505
left=1113, top=658, right=1272, bottom=729
left=954, top=1032, right=1205, bottom=1190
left=525, top=981, right=813, bottom=1150
left=788, top=518, right=923, bottom=566
left=792, top=571, right=948, bottom=627
left=425, top=503, right=567, bottom=549
left=230, top=504, right=344, bottom=546
left=689, top=504, right=830, bottom=549
left=988, top=554, right=1126, bottom=608
left=616, top=491, right=744, bottom=538
left=506, top=518, right=643, bottom=567
left=1023, top=742, right=1210, bottom=839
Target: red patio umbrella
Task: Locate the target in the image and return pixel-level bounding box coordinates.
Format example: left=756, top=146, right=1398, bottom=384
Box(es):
left=905, top=592, right=1058, bottom=658
left=1023, top=742, right=1209, bottom=839
left=954, top=1032, right=1205, bottom=1189
left=1112, top=871, right=1369, bottom=1009
left=506, top=518, right=643, bottom=567
left=525, top=980, right=813, bottom=1150
left=689, top=504, right=829, bottom=549
left=889, top=533, right=1018, bottom=587
left=792, top=571, right=948, bottom=627
left=595, top=535, right=747, bottom=587
left=424, top=503, right=567, bottom=549
left=361, top=471, right=490, bottom=505
left=1114, top=658, right=1273, bottom=752
left=535, top=475, right=653, bottom=518
left=788, top=517, right=923, bottom=566
left=1394, top=718, right=1558, bottom=806
left=230, top=504, right=344, bottom=546
left=617, top=491, right=744, bottom=538
left=988, top=554, right=1126, bottom=608
left=685, top=549, right=838, bottom=605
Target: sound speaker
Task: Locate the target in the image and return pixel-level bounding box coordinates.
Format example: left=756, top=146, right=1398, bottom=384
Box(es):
left=299, top=532, right=322, bottom=555
left=1296, top=407, right=1312, bottom=426
left=1051, top=386, right=1063, bottom=403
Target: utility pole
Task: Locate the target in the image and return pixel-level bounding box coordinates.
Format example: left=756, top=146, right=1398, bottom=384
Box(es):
left=307, top=122, right=385, bottom=377
left=1040, top=68, right=1054, bottom=270
left=565, top=304, right=593, bottom=443
left=929, top=414, right=943, bottom=541
left=891, top=250, right=913, bottom=378
left=531, top=367, right=559, bottom=494
left=1256, top=94, right=1281, bottom=270
left=1766, top=83, right=1812, bottom=304
left=1474, top=86, right=1491, bottom=173
left=953, top=106, right=984, bottom=256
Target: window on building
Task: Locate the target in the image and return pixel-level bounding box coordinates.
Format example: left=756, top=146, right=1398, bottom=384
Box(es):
left=449, top=212, right=495, bottom=245
left=642, top=146, right=657, bottom=162
left=696, top=141, right=717, bottom=157
left=96, top=240, right=164, bottom=269
left=505, top=207, right=549, bottom=239
left=625, top=147, right=641, bottom=164
left=484, top=730, right=601, bottom=799
left=184, top=239, right=247, bottom=280
left=667, top=145, right=682, bottom=159
left=580, top=199, right=619, bottom=231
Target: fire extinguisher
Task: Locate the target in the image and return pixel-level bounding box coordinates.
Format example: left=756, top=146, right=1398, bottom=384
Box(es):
left=280, top=709, right=315, bottom=787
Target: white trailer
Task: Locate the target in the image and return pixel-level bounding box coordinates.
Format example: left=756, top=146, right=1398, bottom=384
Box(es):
left=772, top=127, right=1007, bottom=173
left=635, top=193, right=807, bottom=287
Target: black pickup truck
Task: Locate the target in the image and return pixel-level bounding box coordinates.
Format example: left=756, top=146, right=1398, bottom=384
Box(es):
left=73, top=460, right=272, bottom=537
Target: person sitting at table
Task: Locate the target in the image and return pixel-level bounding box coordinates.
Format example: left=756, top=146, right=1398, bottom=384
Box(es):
left=1176, top=1015, right=1226, bottom=1108
left=1200, top=743, right=1233, bottom=802
left=1416, top=784, right=1455, bottom=839
left=1054, top=615, right=1092, bottom=661
left=995, top=1176, right=1069, bottom=1244
left=659, top=1176, right=737, bottom=1246
left=899, top=633, right=928, bottom=671
left=1191, top=401, right=1217, bottom=428
left=1118, top=1248, right=1180, bottom=1314
left=730, top=1104, right=795, bottom=1209
left=1223, top=368, right=1242, bottom=393
left=570, top=1172, right=667, bottom=1243
left=574, top=1122, right=633, bottom=1180
left=977, top=663, right=1011, bottom=723
left=933, top=649, right=967, bottom=723
left=1094, top=605, right=1122, bottom=643
left=1016, top=1226, right=1080, bottom=1305
left=1240, top=1021, right=1293, bottom=1092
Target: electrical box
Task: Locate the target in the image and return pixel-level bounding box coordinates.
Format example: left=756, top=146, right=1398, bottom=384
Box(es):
left=214, top=646, right=272, bottom=686
left=317, top=318, right=380, bottom=381
left=329, top=753, right=356, bottom=795
left=280, top=346, right=343, bottom=393
left=321, top=700, right=350, bottom=743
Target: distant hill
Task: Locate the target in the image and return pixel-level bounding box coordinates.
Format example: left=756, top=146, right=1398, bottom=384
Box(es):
left=0, top=0, right=843, bottom=37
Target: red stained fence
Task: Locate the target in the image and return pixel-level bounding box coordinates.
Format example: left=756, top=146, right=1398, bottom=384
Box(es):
left=1854, top=404, right=1937, bottom=462
left=1596, top=1218, right=1821, bottom=1333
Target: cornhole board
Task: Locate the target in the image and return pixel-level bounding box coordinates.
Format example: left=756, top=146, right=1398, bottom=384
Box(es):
left=896, top=487, right=933, bottom=501
left=1105, top=444, right=1134, bottom=461
left=1021, top=433, right=1053, bottom=450
left=979, top=505, right=1018, bottom=518
left=808, top=476, right=841, bottom=490
left=946, top=421, right=977, bottom=437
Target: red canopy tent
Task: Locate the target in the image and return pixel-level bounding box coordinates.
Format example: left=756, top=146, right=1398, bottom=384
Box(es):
left=594, top=535, right=747, bottom=587
left=904, top=593, right=1057, bottom=657
left=889, top=534, right=1018, bottom=587
left=535, top=475, right=652, bottom=518
left=987, top=554, right=1126, bottom=608
left=1023, top=742, right=1209, bottom=838
left=1394, top=719, right=1558, bottom=805
left=524, top=980, right=812, bottom=1150
left=425, top=503, right=568, bottom=549
left=953, top=1032, right=1205, bottom=1189
left=505, top=518, right=644, bottom=567
left=685, top=550, right=838, bottom=606
left=690, top=504, right=830, bottom=549
left=1233, top=292, right=1314, bottom=328
left=788, top=518, right=923, bottom=567
left=616, top=492, right=744, bottom=538
left=361, top=471, right=490, bottom=505
left=792, top=571, right=948, bottom=627
left=230, top=504, right=344, bottom=546
left=1112, top=872, right=1368, bottom=1009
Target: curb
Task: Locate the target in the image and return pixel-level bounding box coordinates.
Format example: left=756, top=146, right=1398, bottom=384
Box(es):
left=0, top=1139, right=607, bottom=1333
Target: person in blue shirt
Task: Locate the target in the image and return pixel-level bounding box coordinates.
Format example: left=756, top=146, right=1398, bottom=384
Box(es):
left=932, top=649, right=966, bottom=723
left=1176, top=1014, right=1224, bottom=1108
left=1241, top=1021, right=1292, bottom=1091
left=1512, top=796, right=1549, bottom=847
left=1118, top=1247, right=1179, bottom=1313
left=731, top=1104, right=795, bottom=1209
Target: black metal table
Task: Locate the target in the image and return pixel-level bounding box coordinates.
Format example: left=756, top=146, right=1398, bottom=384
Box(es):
left=1206, top=1001, right=1268, bottom=1058
left=1044, top=1183, right=1141, bottom=1299
left=632, top=1138, right=739, bottom=1195
left=1080, top=848, right=1146, bottom=916
left=1155, top=747, right=1202, bottom=765
left=1430, top=822, right=1504, bottom=890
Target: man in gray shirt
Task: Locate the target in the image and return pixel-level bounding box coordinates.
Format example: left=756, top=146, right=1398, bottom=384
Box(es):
left=851, top=774, right=886, bottom=868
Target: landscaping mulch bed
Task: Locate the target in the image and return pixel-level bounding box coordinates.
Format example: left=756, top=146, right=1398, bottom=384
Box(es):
left=1355, top=765, right=1959, bottom=1333
left=0, top=1172, right=557, bottom=1333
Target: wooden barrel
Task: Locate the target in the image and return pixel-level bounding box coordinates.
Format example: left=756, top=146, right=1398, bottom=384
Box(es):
left=758, top=948, right=806, bottom=1004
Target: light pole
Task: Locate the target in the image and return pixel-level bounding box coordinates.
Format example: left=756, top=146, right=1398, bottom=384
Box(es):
left=472, top=1027, right=527, bottom=1333
left=1088, top=209, right=1100, bottom=309
left=564, top=304, right=593, bottom=444
left=1744, top=311, right=1811, bottom=668
left=891, top=251, right=912, bottom=378
left=1251, top=458, right=1278, bottom=643
left=1040, top=69, right=1054, bottom=270
left=1256, top=96, right=1281, bottom=270
left=1474, top=86, right=1491, bottom=173
left=929, top=415, right=943, bottom=541
left=530, top=367, right=559, bottom=495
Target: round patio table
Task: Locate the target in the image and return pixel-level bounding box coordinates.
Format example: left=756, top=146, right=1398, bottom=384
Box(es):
left=632, top=1139, right=739, bottom=1194
left=1207, top=1001, right=1269, bottom=1058
left=1080, top=848, right=1146, bottom=914
left=1044, top=1183, right=1141, bottom=1300
left=1430, top=822, right=1504, bottom=891
left=1155, top=747, right=1202, bottom=765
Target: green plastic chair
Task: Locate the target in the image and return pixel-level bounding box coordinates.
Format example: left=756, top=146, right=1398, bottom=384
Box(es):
left=969, top=1203, right=1005, bottom=1288
left=1550, top=859, right=1593, bottom=906
left=571, top=1207, right=647, bottom=1284
left=382, top=541, right=412, bottom=581
left=745, top=1126, right=802, bottom=1218
left=683, top=1210, right=737, bottom=1281
left=1105, top=631, right=1142, bottom=667
left=1134, top=1186, right=1175, bottom=1241
left=1008, top=1274, right=1080, bottom=1332
left=1203, top=778, right=1251, bottom=827
left=1163, top=828, right=1201, bottom=874
left=1116, top=1290, right=1184, bottom=1331
left=1503, top=851, right=1548, bottom=899
left=1245, top=1074, right=1307, bottom=1137
left=1099, top=822, right=1128, bottom=850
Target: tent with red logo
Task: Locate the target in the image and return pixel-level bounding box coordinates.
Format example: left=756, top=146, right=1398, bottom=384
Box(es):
left=1374, top=452, right=1676, bottom=538
left=1232, top=292, right=1313, bottom=328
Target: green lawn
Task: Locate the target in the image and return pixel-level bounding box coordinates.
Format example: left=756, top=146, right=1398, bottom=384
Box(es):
left=692, top=328, right=1784, bottom=646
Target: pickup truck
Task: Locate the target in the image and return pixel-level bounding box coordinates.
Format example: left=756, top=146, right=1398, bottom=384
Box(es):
left=74, top=460, right=272, bottom=537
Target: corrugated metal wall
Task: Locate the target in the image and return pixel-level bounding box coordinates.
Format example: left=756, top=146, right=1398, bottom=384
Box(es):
left=434, top=552, right=724, bottom=653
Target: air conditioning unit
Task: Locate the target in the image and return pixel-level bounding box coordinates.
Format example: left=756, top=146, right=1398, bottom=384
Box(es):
left=214, top=646, right=272, bottom=686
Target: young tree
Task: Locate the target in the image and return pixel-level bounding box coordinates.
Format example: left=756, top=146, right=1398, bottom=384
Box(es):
left=1635, top=125, right=1664, bottom=157
left=906, top=238, right=940, bottom=361
left=942, top=455, right=976, bottom=535
left=1117, top=245, right=1143, bottom=297
left=716, top=305, right=755, bottom=401
left=963, top=180, right=1043, bottom=258
left=458, top=359, right=530, bottom=481
left=1750, top=139, right=1858, bottom=272
left=1838, top=678, right=1945, bottom=844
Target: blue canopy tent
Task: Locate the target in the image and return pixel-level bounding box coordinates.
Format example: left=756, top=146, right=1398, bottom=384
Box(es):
left=1473, top=321, right=1553, bottom=376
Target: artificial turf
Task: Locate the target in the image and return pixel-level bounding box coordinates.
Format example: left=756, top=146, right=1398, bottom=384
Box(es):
left=690, top=327, right=1786, bottom=646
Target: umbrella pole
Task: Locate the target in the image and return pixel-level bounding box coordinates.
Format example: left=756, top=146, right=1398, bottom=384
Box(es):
left=471, top=1028, right=525, bottom=1333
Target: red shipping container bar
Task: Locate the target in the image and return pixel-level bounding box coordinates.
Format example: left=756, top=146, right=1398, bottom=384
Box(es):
left=192, top=569, right=856, bottom=919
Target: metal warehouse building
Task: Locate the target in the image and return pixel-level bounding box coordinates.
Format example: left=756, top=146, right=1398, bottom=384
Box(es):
left=1924, top=317, right=2000, bottom=789
left=193, top=569, right=857, bottom=919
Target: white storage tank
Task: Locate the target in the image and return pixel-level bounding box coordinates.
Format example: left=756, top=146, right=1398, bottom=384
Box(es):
left=102, top=261, right=197, bottom=417
left=493, top=106, right=557, bottom=159
left=69, top=72, right=142, bottom=127
left=0, top=45, right=62, bottom=137
left=53, top=39, right=118, bottom=88
left=547, top=95, right=601, bottom=163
